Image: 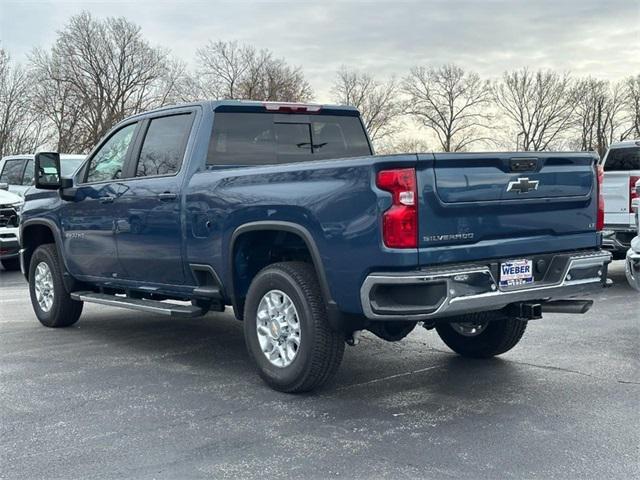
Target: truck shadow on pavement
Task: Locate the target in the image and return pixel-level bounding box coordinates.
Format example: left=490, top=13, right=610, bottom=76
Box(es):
left=62, top=306, right=525, bottom=403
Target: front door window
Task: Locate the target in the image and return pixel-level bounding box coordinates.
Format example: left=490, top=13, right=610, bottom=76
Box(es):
left=86, top=123, right=137, bottom=183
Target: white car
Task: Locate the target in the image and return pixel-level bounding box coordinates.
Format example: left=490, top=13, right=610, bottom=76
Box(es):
left=0, top=154, right=85, bottom=197
left=0, top=188, right=23, bottom=271
left=626, top=179, right=640, bottom=291
left=601, top=140, right=640, bottom=259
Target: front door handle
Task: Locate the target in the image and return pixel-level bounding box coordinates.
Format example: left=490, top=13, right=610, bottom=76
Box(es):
left=158, top=192, right=177, bottom=201
left=100, top=196, right=114, bottom=204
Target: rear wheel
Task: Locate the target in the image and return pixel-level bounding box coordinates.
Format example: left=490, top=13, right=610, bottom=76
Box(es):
left=28, top=244, right=83, bottom=328
left=435, top=312, right=527, bottom=358
left=244, top=262, right=345, bottom=393
left=1, top=257, right=20, bottom=271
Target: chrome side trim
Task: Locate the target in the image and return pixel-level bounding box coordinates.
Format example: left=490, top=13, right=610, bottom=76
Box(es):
left=360, top=251, right=612, bottom=321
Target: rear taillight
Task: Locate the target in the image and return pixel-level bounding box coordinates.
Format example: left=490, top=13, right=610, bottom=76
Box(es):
left=630, top=175, right=640, bottom=213
left=596, top=164, right=605, bottom=231
left=376, top=168, right=418, bottom=248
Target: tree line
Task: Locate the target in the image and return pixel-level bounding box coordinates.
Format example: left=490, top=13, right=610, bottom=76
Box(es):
left=1, top=11, right=638, bottom=159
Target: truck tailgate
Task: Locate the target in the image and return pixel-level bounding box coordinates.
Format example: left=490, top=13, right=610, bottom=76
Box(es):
left=602, top=171, right=633, bottom=226
left=417, top=152, right=600, bottom=266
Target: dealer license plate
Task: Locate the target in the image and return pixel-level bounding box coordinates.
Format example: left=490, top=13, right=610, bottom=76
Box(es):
left=499, top=259, right=533, bottom=287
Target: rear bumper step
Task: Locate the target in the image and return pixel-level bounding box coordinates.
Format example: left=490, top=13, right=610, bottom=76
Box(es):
left=70, top=292, right=204, bottom=318
left=360, top=250, right=611, bottom=321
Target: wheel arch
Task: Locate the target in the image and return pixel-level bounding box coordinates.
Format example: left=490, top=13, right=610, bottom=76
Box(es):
left=20, top=219, right=76, bottom=291
left=228, top=221, right=333, bottom=320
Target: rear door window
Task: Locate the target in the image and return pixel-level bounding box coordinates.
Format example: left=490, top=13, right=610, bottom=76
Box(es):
left=135, top=114, right=193, bottom=177
left=604, top=147, right=640, bottom=171
left=0, top=159, right=26, bottom=184
left=207, top=112, right=371, bottom=166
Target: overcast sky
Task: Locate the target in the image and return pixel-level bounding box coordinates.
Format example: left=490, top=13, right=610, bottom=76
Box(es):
left=1, top=0, right=638, bottom=101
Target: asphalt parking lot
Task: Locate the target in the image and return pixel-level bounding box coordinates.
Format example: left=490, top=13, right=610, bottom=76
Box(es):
left=0, top=261, right=638, bottom=479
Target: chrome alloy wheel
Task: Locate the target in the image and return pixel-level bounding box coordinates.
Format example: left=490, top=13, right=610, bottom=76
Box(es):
left=34, top=261, right=54, bottom=312
left=256, top=290, right=301, bottom=368
left=450, top=320, right=488, bottom=337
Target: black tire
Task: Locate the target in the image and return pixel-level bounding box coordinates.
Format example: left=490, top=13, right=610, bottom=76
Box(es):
left=244, top=261, right=345, bottom=393
left=1, top=257, right=20, bottom=271
left=435, top=312, right=527, bottom=358
left=28, top=244, right=83, bottom=328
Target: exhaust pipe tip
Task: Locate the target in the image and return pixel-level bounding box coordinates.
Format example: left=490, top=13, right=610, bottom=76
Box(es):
left=542, top=299, right=594, bottom=315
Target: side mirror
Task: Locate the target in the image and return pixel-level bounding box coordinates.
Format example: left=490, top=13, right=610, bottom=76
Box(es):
left=35, top=152, right=62, bottom=190
left=0, top=182, right=8, bottom=191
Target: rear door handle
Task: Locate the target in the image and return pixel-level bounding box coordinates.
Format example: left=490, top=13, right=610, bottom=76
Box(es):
left=99, top=196, right=114, bottom=204
left=158, top=192, right=177, bottom=201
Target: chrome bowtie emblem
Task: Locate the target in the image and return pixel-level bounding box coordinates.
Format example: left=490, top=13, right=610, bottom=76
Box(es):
left=507, top=177, right=539, bottom=194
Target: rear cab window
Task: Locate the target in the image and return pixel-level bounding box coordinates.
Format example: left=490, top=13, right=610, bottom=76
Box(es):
left=207, top=112, right=371, bottom=166
left=603, top=147, right=640, bottom=171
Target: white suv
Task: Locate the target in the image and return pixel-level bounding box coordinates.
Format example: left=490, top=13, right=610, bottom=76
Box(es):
left=0, top=188, right=23, bottom=271
left=601, top=140, right=640, bottom=259
left=0, top=154, right=85, bottom=197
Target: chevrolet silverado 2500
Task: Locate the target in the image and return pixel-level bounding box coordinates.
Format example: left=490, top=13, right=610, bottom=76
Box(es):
left=20, top=100, right=612, bottom=392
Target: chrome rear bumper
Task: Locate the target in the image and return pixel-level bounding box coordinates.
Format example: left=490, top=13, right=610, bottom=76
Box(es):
left=360, top=251, right=612, bottom=321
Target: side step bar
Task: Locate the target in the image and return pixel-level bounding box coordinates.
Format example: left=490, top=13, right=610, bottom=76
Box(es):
left=70, top=292, right=204, bottom=318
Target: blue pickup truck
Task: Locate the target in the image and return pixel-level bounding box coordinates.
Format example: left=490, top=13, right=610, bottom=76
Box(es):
left=20, top=100, right=612, bottom=392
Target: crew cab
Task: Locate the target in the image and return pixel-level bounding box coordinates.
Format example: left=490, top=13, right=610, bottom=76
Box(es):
left=20, top=100, right=611, bottom=392
left=600, top=140, right=640, bottom=258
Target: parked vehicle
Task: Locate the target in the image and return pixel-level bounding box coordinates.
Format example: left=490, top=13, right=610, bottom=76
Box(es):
left=20, top=101, right=612, bottom=392
left=600, top=140, right=640, bottom=259
left=0, top=188, right=23, bottom=270
left=625, top=179, right=640, bottom=291
left=0, top=154, right=85, bottom=197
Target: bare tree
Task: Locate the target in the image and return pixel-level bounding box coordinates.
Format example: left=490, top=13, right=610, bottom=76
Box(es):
left=195, top=40, right=312, bottom=102
left=0, top=47, right=48, bottom=157
left=330, top=67, right=402, bottom=144
left=572, top=78, right=626, bottom=157
left=30, top=12, right=177, bottom=152
left=375, top=136, right=431, bottom=155
left=30, top=48, right=86, bottom=152
left=494, top=68, right=577, bottom=151
left=620, top=74, right=640, bottom=139
left=402, top=64, right=492, bottom=152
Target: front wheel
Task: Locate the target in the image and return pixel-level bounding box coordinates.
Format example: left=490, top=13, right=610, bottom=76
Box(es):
left=244, top=262, right=345, bottom=393
left=435, top=312, right=527, bottom=358
left=28, top=244, right=83, bottom=328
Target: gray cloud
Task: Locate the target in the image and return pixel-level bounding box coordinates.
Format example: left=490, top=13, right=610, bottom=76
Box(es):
left=1, top=0, right=638, bottom=101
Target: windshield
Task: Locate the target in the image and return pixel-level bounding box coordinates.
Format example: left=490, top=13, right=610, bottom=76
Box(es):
left=61, top=157, right=85, bottom=176
left=603, top=147, right=640, bottom=171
